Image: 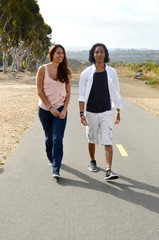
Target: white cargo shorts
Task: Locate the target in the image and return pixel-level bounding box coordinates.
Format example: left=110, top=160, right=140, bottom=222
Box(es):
left=85, top=110, right=113, bottom=145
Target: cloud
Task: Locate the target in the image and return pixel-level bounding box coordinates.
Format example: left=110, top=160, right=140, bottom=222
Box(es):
left=37, top=0, right=159, bottom=49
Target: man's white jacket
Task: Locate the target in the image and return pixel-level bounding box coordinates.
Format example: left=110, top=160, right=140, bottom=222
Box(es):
left=78, top=64, right=123, bottom=112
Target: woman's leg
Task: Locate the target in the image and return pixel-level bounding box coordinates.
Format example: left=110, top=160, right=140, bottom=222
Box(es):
left=38, top=107, right=53, bottom=163
left=52, top=107, right=67, bottom=174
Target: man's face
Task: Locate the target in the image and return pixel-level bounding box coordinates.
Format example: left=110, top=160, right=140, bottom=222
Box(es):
left=94, top=46, right=105, bottom=64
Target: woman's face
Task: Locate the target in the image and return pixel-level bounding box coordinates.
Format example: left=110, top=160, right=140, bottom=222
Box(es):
left=52, top=47, right=64, bottom=63
left=93, top=46, right=105, bottom=64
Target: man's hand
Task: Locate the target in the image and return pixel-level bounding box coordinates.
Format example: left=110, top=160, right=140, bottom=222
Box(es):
left=80, top=115, right=88, bottom=126
left=114, top=113, right=120, bottom=124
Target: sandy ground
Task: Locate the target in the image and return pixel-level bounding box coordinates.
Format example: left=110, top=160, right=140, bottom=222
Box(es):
left=0, top=71, right=159, bottom=164
left=119, top=76, right=159, bottom=118
left=0, top=72, right=38, bottom=164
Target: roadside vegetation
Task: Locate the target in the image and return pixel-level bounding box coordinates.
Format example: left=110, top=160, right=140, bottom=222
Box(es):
left=109, top=61, right=159, bottom=88
left=0, top=0, right=52, bottom=73
left=67, top=59, right=159, bottom=88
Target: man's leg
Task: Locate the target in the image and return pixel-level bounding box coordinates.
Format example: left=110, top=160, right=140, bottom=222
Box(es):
left=85, top=111, right=98, bottom=172
left=104, top=144, right=119, bottom=180
left=88, top=142, right=97, bottom=172
left=104, top=145, right=113, bottom=170
left=88, top=142, right=95, bottom=161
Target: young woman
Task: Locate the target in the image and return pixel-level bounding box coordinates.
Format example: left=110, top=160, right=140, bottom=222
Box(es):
left=36, top=44, right=71, bottom=179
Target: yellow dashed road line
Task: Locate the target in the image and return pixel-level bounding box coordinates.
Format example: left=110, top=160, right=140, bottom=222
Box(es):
left=116, top=144, right=128, bottom=157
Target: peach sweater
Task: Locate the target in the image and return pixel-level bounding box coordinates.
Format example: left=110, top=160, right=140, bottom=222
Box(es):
left=39, top=65, right=66, bottom=110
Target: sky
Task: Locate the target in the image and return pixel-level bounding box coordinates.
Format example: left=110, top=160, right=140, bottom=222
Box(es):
left=37, top=0, right=159, bottom=51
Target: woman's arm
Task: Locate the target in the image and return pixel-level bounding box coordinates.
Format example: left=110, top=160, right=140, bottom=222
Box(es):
left=59, top=75, right=71, bottom=119
left=36, top=66, right=60, bottom=117
left=36, top=66, right=52, bottom=109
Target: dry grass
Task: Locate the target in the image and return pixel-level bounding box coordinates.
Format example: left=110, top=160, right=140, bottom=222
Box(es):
left=0, top=72, right=38, bottom=163
left=115, top=66, right=133, bottom=77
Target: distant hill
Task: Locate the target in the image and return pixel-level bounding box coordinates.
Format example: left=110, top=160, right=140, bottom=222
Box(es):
left=66, top=49, right=159, bottom=63
left=68, top=59, right=89, bottom=72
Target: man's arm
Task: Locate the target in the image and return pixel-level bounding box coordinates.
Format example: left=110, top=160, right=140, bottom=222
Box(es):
left=114, top=108, right=120, bottom=124
left=79, top=101, right=88, bottom=126
left=78, top=70, right=89, bottom=126
left=113, top=69, right=122, bottom=124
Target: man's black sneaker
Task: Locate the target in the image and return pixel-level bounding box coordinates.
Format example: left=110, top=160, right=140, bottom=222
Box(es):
left=88, top=160, right=97, bottom=172
left=105, top=170, right=119, bottom=180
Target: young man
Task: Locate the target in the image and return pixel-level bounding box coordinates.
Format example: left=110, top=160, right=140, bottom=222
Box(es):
left=78, top=43, right=123, bottom=180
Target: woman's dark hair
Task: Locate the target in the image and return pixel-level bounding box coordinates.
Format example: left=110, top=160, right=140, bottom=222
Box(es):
left=89, top=43, right=110, bottom=63
left=49, top=44, right=71, bottom=83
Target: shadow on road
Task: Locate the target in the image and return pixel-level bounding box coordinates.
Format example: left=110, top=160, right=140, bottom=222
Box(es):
left=59, top=164, right=159, bottom=214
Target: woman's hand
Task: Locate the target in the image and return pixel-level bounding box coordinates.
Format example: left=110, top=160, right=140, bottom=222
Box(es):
left=50, top=107, right=60, bottom=117
left=59, top=109, right=67, bottom=119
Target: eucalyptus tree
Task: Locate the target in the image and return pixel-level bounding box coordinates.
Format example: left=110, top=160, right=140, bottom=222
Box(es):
left=9, top=0, right=40, bottom=71
left=23, top=11, right=52, bottom=71
left=0, top=0, right=19, bottom=71
left=28, top=22, right=52, bottom=70
left=0, top=0, right=52, bottom=72
left=0, top=0, right=36, bottom=71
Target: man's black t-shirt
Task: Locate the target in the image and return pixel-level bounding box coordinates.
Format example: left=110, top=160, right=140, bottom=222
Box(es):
left=86, top=70, right=111, bottom=113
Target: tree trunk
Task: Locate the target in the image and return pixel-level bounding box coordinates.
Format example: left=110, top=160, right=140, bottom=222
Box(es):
left=26, top=49, right=31, bottom=71
left=3, top=50, right=8, bottom=73
left=11, top=48, right=17, bottom=71
left=35, top=58, right=40, bottom=71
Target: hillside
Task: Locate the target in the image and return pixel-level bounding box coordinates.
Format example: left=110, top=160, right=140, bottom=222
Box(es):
left=66, top=49, right=159, bottom=63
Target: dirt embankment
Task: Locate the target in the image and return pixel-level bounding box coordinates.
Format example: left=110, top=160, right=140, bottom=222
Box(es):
left=119, top=76, right=159, bottom=118
left=0, top=72, right=38, bottom=164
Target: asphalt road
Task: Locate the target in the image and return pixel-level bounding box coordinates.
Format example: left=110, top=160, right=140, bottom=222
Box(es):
left=0, top=83, right=159, bottom=240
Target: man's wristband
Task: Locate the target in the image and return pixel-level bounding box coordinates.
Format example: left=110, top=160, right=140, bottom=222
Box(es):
left=80, top=111, right=84, bottom=117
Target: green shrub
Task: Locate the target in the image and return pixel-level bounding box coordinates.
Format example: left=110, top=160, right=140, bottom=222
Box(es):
left=148, top=78, right=159, bottom=85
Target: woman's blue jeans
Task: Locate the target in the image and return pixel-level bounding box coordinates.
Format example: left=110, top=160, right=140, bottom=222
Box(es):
left=38, top=106, right=67, bottom=174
